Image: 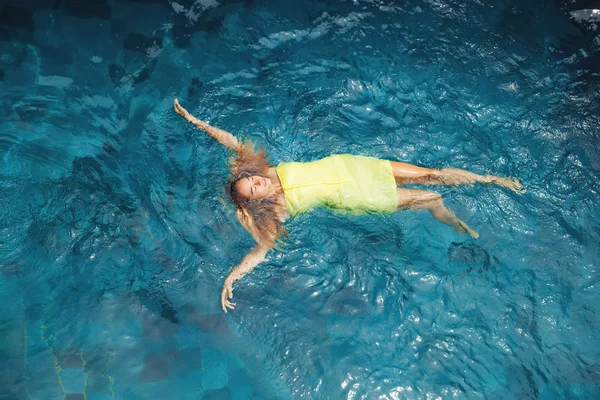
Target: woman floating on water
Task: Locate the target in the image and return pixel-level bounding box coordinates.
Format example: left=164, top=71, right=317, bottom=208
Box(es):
left=173, top=99, right=524, bottom=312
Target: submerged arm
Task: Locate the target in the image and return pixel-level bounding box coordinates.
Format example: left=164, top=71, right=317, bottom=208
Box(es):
left=221, top=243, right=271, bottom=312
left=174, top=98, right=241, bottom=151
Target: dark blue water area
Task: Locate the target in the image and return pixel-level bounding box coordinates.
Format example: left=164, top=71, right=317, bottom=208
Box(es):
left=1, top=0, right=600, bottom=398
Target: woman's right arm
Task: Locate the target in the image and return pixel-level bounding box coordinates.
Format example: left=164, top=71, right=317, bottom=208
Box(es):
left=174, top=98, right=241, bottom=151
left=221, top=243, right=271, bottom=312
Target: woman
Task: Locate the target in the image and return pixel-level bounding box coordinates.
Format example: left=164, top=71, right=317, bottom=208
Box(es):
left=173, top=99, right=523, bottom=312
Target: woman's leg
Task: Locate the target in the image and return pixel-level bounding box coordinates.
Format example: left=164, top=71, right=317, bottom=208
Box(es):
left=390, top=161, right=524, bottom=193
left=396, top=188, right=479, bottom=239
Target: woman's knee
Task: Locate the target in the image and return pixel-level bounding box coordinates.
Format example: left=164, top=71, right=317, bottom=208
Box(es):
left=395, top=172, right=441, bottom=186
left=391, top=162, right=437, bottom=179
left=397, top=190, right=442, bottom=209
left=423, top=192, right=442, bottom=202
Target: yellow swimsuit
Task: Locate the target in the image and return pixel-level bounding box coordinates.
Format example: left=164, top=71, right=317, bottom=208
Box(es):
left=276, top=154, right=398, bottom=216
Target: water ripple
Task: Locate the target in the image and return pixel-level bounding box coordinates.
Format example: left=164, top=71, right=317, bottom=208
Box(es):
left=1, top=0, right=599, bottom=399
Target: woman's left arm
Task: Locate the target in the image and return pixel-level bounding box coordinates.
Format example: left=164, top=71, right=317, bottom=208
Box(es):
left=174, top=98, right=241, bottom=151
left=221, top=243, right=271, bottom=312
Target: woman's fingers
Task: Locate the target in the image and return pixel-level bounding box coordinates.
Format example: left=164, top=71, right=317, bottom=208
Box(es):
left=512, top=178, right=526, bottom=194
left=225, top=300, right=236, bottom=310
left=173, top=98, right=189, bottom=118
left=220, top=290, right=227, bottom=312
left=221, top=298, right=236, bottom=312
left=221, top=297, right=236, bottom=312
left=220, top=287, right=230, bottom=311
left=221, top=281, right=236, bottom=312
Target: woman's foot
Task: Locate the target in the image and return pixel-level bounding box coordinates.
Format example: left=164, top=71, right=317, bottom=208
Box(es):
left=455, top=219, right=479, bottom=239
left=488, top=175, right=525, bottom=194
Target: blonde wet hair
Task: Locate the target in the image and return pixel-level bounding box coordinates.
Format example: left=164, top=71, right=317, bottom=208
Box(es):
left=227, top=141, right=286, bottom=247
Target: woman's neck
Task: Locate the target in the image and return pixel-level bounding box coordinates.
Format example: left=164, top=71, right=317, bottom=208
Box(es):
left=267, top=168, right=281, bottom=189
left=267, top=168, right=286, bottom=207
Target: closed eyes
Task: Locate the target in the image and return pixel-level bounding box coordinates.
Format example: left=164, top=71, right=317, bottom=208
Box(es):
left=247, top=177, right=255, bottom=194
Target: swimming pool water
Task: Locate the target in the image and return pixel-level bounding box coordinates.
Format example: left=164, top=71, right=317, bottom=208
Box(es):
left=1, top=0, right=599, bottom=399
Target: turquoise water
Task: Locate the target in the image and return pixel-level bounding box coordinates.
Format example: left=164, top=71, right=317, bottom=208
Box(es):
left=1, top=0, right=600, bottom=399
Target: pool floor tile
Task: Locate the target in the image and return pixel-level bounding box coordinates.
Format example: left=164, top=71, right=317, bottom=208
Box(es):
left=28, top=394, right=67, bottom=400
left=203, top=386, right=230, bottom=400
left=25, top=370, right=66, bottom=400
left=83, top=370, right=114, bottom=399
left=125, top=378, right=193, bottom=399
left=177, top=325, right=201, bottom=349
left=202, top=346, right=228, bottom=391
left=83, top=394, right=115, bottom=400
left=55, top=349, right=84, bottom=369
left=0, top=372, right=27, bottom=400
left=171, top=347, right=203, bottom=375
left=64, top=394, right=86, bottom=400
left=142, top=315, right=179, bottom=340
left=140, top=353, right=171, bottom=383
left=60, top=368, right=87, bottom=394
left=185, top=307, right=232, bottom=337
left=83, top=394, right=114, bottom=400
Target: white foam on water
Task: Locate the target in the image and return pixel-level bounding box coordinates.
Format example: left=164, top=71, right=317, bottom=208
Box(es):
left=36, top=75, right=73, bottom=88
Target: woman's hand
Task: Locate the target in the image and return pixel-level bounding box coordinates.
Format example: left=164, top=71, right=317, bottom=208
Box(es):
left=220, top=278, right=236, bottom=313
left=218, top=245, right=270, bottom=313
left=174, top=98, right=191, bottom=120
left=173, top=98, right=241, bottom=151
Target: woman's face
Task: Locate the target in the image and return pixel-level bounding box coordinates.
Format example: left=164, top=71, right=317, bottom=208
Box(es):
left=236, top=175, right=273, bottom=200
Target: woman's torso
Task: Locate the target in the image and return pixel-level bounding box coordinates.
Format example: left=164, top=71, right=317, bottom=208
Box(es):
left=275, top=154, right=398, bottom=216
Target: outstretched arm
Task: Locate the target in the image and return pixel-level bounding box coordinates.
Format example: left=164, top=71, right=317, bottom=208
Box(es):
left=174, top=98, right=241, bottom=151
left=221, top=243, right=271, bottom=312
